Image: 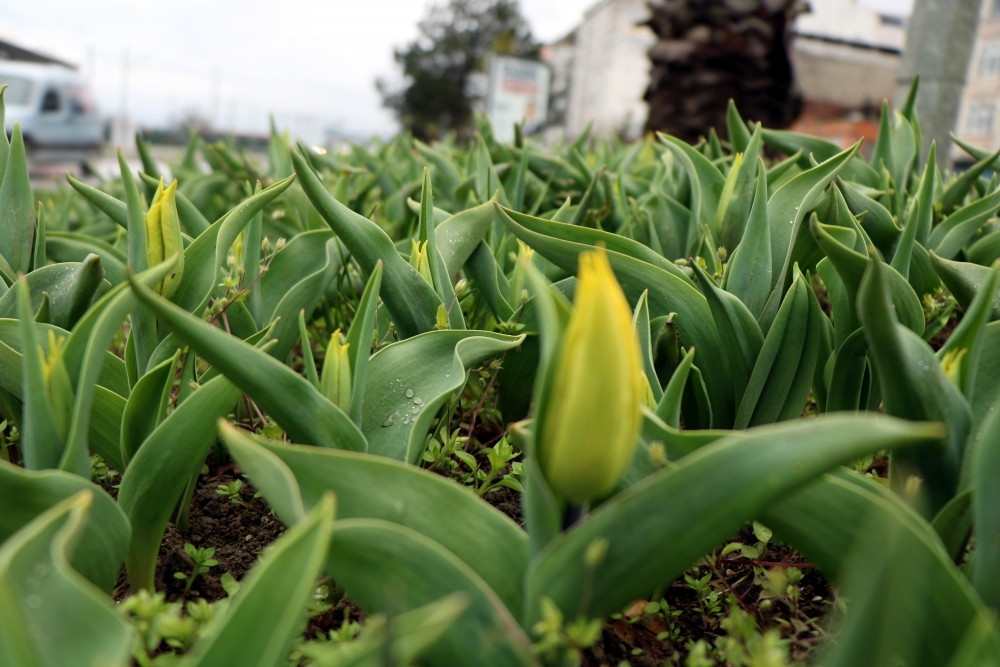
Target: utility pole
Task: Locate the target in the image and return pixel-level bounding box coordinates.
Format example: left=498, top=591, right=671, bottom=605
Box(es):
left=895, top=0, right=984, bottom=167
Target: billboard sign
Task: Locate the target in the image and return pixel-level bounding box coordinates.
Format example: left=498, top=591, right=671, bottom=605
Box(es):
left=486, top=55, right=550, bottom=143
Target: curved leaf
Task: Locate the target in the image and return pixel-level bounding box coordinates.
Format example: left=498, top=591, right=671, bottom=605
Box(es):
left=0, top=491, right=134, bottom=667
left=859, top=250, right=971, bottom=513
left=182, top=494, right=334, bottom=667
left=0, top=460, right=129, bottom=592
left=291, top=148, right=441, bottom=337
left=117, top=375, right=242, bottom=591
left=325, top=519, right=539, bottom=667
left=171, top=175, right=295, bottom=314
left=762, top=470, right=998, bottom=667
left=221, top=425, right=528, bottom=614
left=363, top=330, right=524, bottom=462
left=524, top=414, right=942, bottom=626
left=0, top=258, right=108, bottom=330
left=725, top=160, right=772, bottom=318
left=120, top=351, right=178, bottom=466
left=735, top=268, right=821, bottom=428
left=128, top=272, right=367, bottom=452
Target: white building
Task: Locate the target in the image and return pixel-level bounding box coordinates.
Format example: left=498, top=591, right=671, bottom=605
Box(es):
left=543, top=0, right=910, bottom=140
left=954, top=0, right=1000, bottom=161
left=543, top=0, right=655, bottom=140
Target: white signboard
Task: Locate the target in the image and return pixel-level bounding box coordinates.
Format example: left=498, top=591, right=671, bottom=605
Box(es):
left=486, top=56, right=550, bottom=143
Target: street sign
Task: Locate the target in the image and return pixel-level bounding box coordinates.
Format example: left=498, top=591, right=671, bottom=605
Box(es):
left=486, top=55, right=550, bottom=143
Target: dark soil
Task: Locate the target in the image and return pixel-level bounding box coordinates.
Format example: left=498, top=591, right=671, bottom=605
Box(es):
left=110, top=445, right=834, bottom=666
left=928, top=312, right=961, bottom=351
left=582, top=526, right=834, bottom=666
left=113, top=465, right=283, bottom=603
left=483, top=484, right=524, bottom=526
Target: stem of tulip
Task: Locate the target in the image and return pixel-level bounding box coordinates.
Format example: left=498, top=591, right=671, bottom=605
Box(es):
left=563, top=503, right=586, bottom=530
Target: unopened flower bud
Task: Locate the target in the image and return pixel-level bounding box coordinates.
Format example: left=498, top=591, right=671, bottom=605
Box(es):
left=409, top=239, right=433, bottom=285
left=538, top=246, right=644, bottom=503
left=320, top=330, right=352, bottom=412
left=145, top=179, right=185, bottom=297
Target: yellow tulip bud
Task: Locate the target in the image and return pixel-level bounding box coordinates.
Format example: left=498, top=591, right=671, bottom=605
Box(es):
left=409, top=240, right=433, bottom=285
left=39, top=331, right=74, bottom=441
left=144, top=179, right=185, bottom=298
left=940, top=347, right=967, bottom=387
left=538, top=246, right=644, bottom=503
left=320, top=329, right=352, bottom=412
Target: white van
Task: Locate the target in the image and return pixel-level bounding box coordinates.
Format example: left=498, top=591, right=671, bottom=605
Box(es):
left=1, top=61, right=103, bottom=149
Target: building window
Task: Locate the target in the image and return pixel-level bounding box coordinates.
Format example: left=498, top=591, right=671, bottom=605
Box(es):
left=981, top=41, right=1000, bottom=79
left=967, top=102, right=996, bottom=137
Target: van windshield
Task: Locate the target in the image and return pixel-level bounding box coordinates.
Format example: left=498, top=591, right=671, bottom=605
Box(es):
left=0, top=75, right=32, bottom=106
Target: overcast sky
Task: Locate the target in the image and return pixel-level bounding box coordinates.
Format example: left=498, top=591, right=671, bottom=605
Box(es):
left=1, top=0, right=914, bottom=139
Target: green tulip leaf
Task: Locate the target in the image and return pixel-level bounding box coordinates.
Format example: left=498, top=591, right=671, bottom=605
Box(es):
left=363, top=330, right=524, bottom=462
left=524, top=414, right=941, bottom=627
left=0, top=491, right=134, bottom=667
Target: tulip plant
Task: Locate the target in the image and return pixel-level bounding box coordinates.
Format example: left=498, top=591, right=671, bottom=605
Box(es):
left=0, top=76, right=999, bottom=667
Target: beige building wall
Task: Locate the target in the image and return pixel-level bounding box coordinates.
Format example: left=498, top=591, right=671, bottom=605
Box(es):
left=954, top=0, right=1000, bottom=160
left=564, top=0, right=655, bottom=139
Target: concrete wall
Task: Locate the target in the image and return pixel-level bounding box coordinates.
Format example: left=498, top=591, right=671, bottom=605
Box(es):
left=792, top=38, right=900, bottom=109
left=564, top=0, right=654, bottom=139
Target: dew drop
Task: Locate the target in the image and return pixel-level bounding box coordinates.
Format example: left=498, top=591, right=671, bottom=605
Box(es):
left=403, top=417, right=411, bottom=425
left=381, top=416, right=395, bottom=427
left=412, top=406, right=421, bottom=414
left=413, top=396, right=423, bottom=405
left=404, top=388, right=415, bottom=398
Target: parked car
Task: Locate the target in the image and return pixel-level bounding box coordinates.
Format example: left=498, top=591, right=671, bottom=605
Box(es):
left=1, top=60, right=102, bottom=148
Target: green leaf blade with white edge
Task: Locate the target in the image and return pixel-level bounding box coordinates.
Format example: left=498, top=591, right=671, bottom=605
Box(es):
left=325, top=519, right=539, bottom=667
left=127, top=272, right=366, bottom=452
left=363, top=330, right=524, bottom=463
left=0, top=492, right=134, bottom=667
left=524, top=414, right=942, bottom=627
left=183, top=494, right=335, bottom=667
